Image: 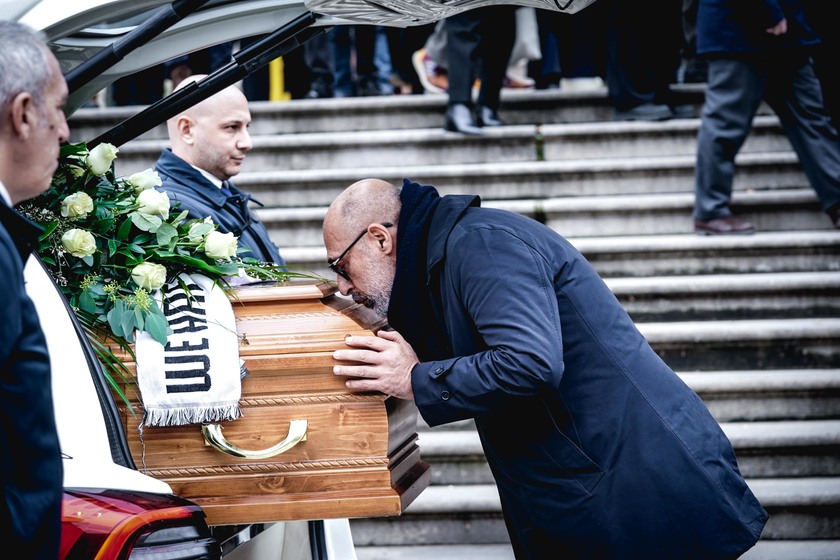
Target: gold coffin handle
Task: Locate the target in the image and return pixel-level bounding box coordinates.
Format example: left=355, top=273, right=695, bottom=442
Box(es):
left=202, top=419, right=308, bottom=459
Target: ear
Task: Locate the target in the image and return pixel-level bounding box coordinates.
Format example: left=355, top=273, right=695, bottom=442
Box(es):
left=368, top=222, right=395, bottom=254
left=8, top=92, right=35, bottom=140
left=175, top=116, right=195, bottom=144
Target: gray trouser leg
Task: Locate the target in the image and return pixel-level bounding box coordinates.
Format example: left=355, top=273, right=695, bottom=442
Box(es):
left=765, top=61, right=840, bottom=213
left=694, top=59, right=765, bottom=220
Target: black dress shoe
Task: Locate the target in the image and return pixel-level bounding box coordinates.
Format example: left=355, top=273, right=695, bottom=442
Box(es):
left=613, top=103, right=673, bottom=121
left=475, top=105, right=504, bottom=127
left=694, top=216, right=755, bottom=235
left=445, top=104, right=484, bottom=135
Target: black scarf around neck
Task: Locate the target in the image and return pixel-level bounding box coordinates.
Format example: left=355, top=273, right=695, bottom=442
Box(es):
left=387, top=179, right=449, bottom=361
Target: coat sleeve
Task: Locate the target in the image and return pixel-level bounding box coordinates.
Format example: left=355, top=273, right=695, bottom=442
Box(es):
left=413, top=225, right=566, bottom=426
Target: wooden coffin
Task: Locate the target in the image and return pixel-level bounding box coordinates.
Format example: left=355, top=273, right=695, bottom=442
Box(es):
left=111, top=280, right=430, bottom=526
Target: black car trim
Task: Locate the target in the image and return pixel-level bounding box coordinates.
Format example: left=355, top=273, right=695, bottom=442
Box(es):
left=65, top=0, right=211, bottom=94
left=89, top=10, right=326, bottom=148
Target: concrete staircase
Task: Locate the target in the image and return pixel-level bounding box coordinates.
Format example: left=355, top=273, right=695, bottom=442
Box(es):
left=70, top=84, right=840, bottom=559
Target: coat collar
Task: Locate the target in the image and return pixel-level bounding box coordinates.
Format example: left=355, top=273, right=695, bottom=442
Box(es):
left=425, top=194, right=480, bottom=278
left=155, top=149, right=263, bottom=208
left=0, top=201, right=44, bottom=264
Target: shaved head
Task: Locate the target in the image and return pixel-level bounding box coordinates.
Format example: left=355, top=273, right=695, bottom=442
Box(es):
left=323, top=179, right=402, bottom=317
left=325, top=178, right=401, bottom=237
left=166, top=75, right=252, bottom=180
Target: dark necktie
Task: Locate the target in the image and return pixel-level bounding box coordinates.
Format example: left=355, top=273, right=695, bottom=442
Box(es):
left=220, top=181, right=233, bottom=198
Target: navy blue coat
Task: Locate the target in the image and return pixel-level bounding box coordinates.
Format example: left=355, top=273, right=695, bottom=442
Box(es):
left=154, top=149, right=284, bottom=264
left=411, top=195, right=768, bottom=559
left=0, top=202, right=63, bottom=559
left=696, top=0, right=819, bottom=57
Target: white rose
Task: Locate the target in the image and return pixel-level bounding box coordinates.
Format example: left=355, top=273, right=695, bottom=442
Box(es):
left=61, top=228, right=97, bottom=257
left=204, top=231, right=238, bottom=261
left=131, top=262, right=167, bottom=291
left=60, top=191, right=94, bottom=219
left=125, top=169, right=162, bottom=193
left=136, top=189, right=170, bottom=219
left=85, top=143, right=119, bottom=176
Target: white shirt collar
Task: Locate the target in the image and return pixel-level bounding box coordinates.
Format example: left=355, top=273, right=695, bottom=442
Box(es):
left=0, top=179, right=11, bottom=206
left=192, top=165, right=224, bottom=189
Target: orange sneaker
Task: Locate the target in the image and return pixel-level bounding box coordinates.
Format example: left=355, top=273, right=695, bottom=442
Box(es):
left=412, top=48, right=448, bottom=94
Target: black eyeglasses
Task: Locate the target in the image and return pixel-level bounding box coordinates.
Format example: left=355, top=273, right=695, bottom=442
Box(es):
left=327, top=222, right=393, bottom=281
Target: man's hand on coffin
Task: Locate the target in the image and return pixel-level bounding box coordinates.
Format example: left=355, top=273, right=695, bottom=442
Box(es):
left=332, top=329, right=418, bottom=400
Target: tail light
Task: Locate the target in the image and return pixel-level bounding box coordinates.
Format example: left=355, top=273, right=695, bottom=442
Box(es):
left=60, top=489, right=221, bottom=560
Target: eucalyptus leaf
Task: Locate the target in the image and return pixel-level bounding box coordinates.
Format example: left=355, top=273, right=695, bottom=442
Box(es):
left=120, top=307, right=137, bottom=339
left=156, top=222, right=179, bottom=246
left=134, top=306, right=145, bottom=331
left=131, top=212, right=161, bottom=232
left=79, top=290, right=97, bottom=314
left=145, top=312, right=170, bottom=345
left=107, top=303, right=125, bottom=338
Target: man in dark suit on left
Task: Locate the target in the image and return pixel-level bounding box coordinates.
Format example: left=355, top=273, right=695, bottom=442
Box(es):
left=0, top=21, right=70, bottom=559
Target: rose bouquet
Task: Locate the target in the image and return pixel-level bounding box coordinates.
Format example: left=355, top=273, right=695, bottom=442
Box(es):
left=20, top=141, right=319, bottom=407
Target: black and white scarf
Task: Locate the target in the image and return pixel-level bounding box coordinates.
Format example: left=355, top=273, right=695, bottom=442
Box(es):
left=135, top=273, right=243, bottom=426
left=387, top=179, right=451, bottom=361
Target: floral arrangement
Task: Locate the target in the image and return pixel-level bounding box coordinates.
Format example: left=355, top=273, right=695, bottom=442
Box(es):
left=20, top=141, right=318, bottom=407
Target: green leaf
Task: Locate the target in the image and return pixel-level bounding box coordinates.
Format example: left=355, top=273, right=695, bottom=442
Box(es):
left=133, top=233, right=153, bottom=245
left=188, top=222, right=214, bottom=238
left=131, top=212, right=161, bottom=233
left=107, top=238, right=118, bottom=257
left=38, top=221, right=59, bottom=240
left=120, top=307, right=137, bottom=340
left=82, top=255, right=94, bottom=266
left=172, top=210, right=190, bottom=225
left=107, top=301, right=126, bottom=338
left=134, top=306, right=145, bottom=332
left=145, top=312, right=170, bottom=346
left=117, top=217, right=132, bottom=241
left=79, top=290, right=97, bottom=314
left=155, top=222, right=178, bottom=246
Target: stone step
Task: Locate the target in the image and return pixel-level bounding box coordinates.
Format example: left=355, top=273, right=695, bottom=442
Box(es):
left=606, top=271, right=840, bottom=322
left=679, top=369, right=840, bottom=422
left=280, top=231, right=840, bottom=280
left=491, top=188, right=830, bottom=236
left=258, top=188, right=830, bottom=249
left=350, top=477, right=840, bottom=543
left=229, top=151, right=807, bottom=210
left=639, top=318, right=840, bottom=370
left=68, top=86, right=708, bottom=142
left=417, top=419, right=840, bottom=482
left=571, top=230, right=840, bottom=278
left=109, top=115, right=788, bottom=176
left=354, top=541, right=840, bottom=560
left=539, top=115, right=787, bottom=161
